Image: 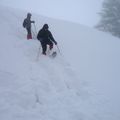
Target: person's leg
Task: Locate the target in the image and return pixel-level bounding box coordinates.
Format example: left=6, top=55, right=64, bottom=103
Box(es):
left=26, top=28, right=32, bottom=39
left=41, top=41, right=47, bottom=55
left=47, top=40, right=53, bottom=50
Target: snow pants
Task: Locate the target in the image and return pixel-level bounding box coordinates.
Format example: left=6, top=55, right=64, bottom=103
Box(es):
left=40, top=40, right=53, bottom=54
left=26, top=27, right=32, bottom=39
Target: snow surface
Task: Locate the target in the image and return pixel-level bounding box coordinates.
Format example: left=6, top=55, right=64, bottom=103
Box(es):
left=0, top=5, right=120, bottom=120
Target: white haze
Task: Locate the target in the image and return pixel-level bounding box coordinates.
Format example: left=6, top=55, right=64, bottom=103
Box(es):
left=0, top=0, right=104, bottom=27
left=0, top=5, right=120, bottom=120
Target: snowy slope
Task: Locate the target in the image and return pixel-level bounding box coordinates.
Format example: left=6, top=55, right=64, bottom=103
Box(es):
left=0, top=5, right=120, bottom=120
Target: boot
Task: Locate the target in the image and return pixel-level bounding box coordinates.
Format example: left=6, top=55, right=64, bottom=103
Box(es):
left=27, top=34, right=32, bottom=40
left=49, top=44, right=53, bottom=50
left=42, top=52, right=46, bottom=55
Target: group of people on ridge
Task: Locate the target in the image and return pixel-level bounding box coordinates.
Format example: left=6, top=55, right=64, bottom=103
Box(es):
left=23, top=13, right=57, bottom=55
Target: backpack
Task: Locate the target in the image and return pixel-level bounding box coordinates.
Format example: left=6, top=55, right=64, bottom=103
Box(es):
left=23, top=19, right=27, bottom=28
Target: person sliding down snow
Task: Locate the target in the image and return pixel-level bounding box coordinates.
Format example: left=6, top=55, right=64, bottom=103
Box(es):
left=23, top=13, right=35, bottom=39
left=37, top=24, right=57, bottom=55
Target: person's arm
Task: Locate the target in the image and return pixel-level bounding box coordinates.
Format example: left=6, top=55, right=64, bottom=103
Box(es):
left=37, top=30, right=41, bottom=40
left=31, top=20, right=35, bottom=23
left=37, top=30, right=44, bottom=41
left=49, top=31, right=57, bottom=45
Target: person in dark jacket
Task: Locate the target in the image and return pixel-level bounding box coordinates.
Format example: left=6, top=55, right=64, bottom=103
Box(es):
left=23, top=13, right=35, bottom=39
left=37, top=24, right=57, bottom=55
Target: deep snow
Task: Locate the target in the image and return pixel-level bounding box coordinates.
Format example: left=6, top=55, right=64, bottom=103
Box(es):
left=0, top=5, right=120, bottom=120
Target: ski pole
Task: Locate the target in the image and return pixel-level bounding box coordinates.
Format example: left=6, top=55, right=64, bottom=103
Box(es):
left=33, top=23, right=37, bottom=35
left=31, top=29, right=36, bottom=39
left=56, top=45, right=62, bottom=55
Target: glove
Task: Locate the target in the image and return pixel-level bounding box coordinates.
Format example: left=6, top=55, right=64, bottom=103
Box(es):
left=54, top=41, right=57, bottom=45
left=32, top=21, right=35, bottom=23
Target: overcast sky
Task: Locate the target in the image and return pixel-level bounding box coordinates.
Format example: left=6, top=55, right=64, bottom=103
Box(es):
left=0, top=0, right=104, bottom=27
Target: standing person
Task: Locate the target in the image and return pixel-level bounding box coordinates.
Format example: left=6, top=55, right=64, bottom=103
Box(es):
left=23, top=13, right=35, bottom=39
left=37, top=24, right=57, bottom=55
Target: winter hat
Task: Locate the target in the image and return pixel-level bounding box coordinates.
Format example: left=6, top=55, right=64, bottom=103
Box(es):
left=27, top=13, right=32, bottom=17
left=43, top=24, right=49, bottom=29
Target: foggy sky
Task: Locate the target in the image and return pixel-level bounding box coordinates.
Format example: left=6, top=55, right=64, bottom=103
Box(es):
left=0, top=0, right=104, bottom=27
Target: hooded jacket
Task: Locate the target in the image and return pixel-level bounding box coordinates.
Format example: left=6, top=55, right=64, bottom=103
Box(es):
left=37, top=24, right=56, bottom=44
left=23, top=13, right=34, bottom=29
